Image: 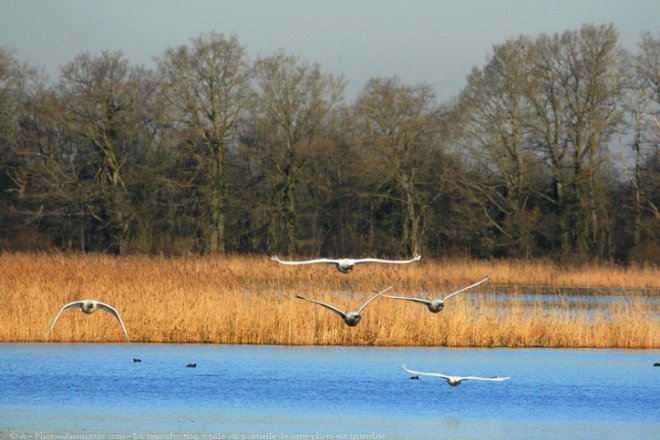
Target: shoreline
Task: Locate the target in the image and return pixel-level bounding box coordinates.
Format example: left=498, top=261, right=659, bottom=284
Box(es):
left=4, top=341, right=660, bottom=350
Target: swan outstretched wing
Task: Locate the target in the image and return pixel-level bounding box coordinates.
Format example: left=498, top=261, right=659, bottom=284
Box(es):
left=353, top=254, right=422, bottom=265
left=401, top=364, right=452, bottom=380
left=95, top=301, right=130, bottom=342
left=295, top=295, right=347, bottom=319
left=442, top=275, right=490, bottom=301
left=402, top=364, right=509, bottom=382
left=384, top=294, right=432, bottom=306
left=356, top=285, right=394, bottom=313
left=271, top=256, right=337, bottom=266
left=460, top=375, right=511, bottom=382
left=46, top=300, right=84, bottom=335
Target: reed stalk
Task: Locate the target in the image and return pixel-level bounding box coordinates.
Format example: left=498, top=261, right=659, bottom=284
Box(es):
left=1, top=252, right=657, bottom=347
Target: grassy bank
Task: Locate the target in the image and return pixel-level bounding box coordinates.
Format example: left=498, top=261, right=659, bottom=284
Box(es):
left=1, top=252, right=658, bottom=347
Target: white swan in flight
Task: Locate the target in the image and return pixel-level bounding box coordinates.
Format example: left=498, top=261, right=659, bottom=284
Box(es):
left=401, top=364, right=510, bottom=386
left=271, top=254, right=421, bottom=274
left=46, top=299, right=130, bottom=342
left=385, top=275, right=490, bottom=312
left=295, top=285, right=394, bottom=326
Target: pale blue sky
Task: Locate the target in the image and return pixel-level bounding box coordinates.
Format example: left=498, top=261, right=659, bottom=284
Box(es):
left=1, top=0, right=658, bottom=101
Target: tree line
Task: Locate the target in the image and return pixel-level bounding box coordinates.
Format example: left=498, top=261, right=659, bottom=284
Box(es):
left=0, top=24, right=658, bottom=263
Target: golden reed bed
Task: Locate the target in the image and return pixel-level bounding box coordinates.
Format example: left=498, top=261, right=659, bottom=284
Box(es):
left=0, top=252, right=658, bottom=348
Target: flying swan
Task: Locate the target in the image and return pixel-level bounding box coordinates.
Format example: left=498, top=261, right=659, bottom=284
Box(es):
left=271, top=254, right=421, bottom=274
left=386, top=275, right=490, bottom=312
left=295, top=285, right=394, bottom=326
left=401, top=364, right=510, bottom=386
left=46, top=299, right=130, bottom=342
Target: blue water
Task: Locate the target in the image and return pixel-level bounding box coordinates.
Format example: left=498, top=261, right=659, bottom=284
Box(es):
left=0, top=344, right=658, bottom=439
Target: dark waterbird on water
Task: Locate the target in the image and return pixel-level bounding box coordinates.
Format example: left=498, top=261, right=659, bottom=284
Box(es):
left=186, top=363, right=197, bottom=368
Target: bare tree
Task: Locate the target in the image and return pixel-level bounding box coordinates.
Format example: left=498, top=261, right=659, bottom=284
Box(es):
left=522, top=33, right=573, bottom=254
left=634, top=31, right=660, bottom=219
left=455, top=37, right=540, bottom=257
left=563, top=25, right=627, bottom=256
left=24, top=51, right=155, bottom=253
left=157, top=32, right=252, bottom=253
left=636, top=32, right=660, bottom=120
left=0, top=48, right=46, bottom=248
left=527, top=24, right=628, bottom=257
left=353, top=77, right=439, bottom=256
left=247, top=51, right=345, bottom=254
left=623, top=31, right=660, bottom=260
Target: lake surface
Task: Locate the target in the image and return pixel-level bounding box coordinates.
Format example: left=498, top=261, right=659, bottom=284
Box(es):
left=1, top=344, right=658, bottom=440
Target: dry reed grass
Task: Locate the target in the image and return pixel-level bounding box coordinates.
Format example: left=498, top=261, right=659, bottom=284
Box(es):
left=0, top=252, right=658, bottom=347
